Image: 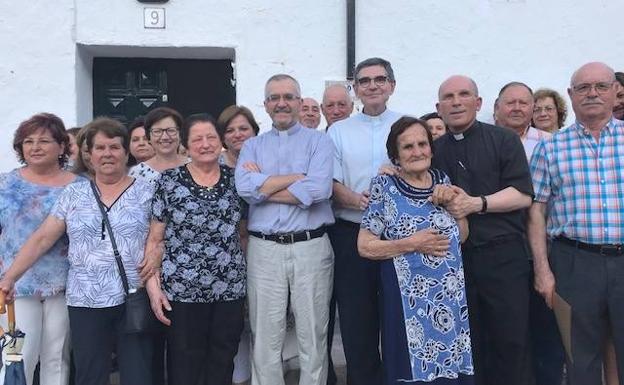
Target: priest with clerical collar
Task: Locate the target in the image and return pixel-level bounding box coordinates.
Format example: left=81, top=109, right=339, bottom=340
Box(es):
left=431, top=75, right=535, bottom=385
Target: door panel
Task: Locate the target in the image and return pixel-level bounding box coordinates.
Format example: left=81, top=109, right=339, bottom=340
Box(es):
left=93, top=58, right=235, bottom=125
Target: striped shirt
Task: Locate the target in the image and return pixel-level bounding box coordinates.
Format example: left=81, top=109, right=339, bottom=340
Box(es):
left=530, top=118, right=624, bottom=244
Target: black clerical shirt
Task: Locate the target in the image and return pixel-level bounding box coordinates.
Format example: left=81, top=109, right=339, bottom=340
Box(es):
left=432, top=121, right=534, bottom=248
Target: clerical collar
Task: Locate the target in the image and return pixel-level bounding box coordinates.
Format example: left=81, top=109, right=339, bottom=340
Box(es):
left=450, top=121, right=479, bottom=141
left=271, top=122, right=302, bottom=136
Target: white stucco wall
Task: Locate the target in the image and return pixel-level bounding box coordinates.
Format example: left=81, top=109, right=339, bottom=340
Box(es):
left=1, top=0, right=623, bottom=171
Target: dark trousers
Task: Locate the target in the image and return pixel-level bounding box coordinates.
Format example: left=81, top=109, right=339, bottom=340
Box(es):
left=327, top=293, right=337, bottom=385
left=152, top=331, right=166, bottom=385
left=166, top=299, right=244, bottom=385
left=328, top=220, right=382, bottom=385
left=550, top=239, right=624, bottom=385
left=462, top=237, right=534, bottom=385
left=529, top=261, right=565, bottom=385
left=68, top=305, right=154, bottom=385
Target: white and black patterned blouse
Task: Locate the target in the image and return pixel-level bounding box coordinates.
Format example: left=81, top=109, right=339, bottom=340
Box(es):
left=152, top=164, right=246, bottom=303
left=51, top=179, right=153, bottom=308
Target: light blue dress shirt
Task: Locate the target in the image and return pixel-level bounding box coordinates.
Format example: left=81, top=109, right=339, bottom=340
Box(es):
left=327, top=108, right=403, bottom=223
left=235, top=123, right=335, bottom=234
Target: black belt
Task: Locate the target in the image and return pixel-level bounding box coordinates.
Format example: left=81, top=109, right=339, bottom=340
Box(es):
left=249, top=227, right=326, bottom=245
left=556, top=236, right=624, bottom=256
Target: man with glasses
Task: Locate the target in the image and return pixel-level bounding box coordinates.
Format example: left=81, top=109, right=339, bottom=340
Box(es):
left=528, top=62, right=624, bottom=385
left=235, top=74, right=335, bottom=385
left=327, top=57, right=401, bottom=385
left=432, top=75, right=534, bottom=385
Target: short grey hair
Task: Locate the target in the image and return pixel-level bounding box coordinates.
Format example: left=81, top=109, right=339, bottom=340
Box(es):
left=494, top=81, right=534, bottom=108
left=322, top=84, right=353, bottom=104
left=264, top=74, right=301, bottom=99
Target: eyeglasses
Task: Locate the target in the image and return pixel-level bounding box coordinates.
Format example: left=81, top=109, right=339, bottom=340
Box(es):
left=356, top=75, right=390, bottom=88
left=151, top=127, right=179, bottom=137
left=572, top=82, right=613, bottom=95
left=533, top=106, right=556, bottom=114
left=266, top=93, right=299, bottom=103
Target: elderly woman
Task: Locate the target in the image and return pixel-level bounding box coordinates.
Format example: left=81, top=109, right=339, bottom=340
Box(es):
left=129, top=107, right=188, bottom=184
left=127, top=116, right=155, bottom=166
left=0, top=113, right=78, bottom=385
left=0, top=117, right=155, bottom=385
left=145, top=113, right=245, bottom=385
left=532, top=88, right=568, bottom=132
left=357, top=116, right=473, bottom=385
left=217, top=105, right=260, bottom=168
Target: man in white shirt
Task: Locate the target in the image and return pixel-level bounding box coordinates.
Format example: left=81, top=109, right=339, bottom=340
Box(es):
left=327, top=57, right=402, bottom=385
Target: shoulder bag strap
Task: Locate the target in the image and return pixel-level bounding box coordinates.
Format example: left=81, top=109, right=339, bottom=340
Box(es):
left=89, top=180, right=130, bottom=295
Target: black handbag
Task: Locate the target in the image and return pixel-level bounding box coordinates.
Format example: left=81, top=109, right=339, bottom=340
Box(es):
left=90, top=180, right=160, bottom=333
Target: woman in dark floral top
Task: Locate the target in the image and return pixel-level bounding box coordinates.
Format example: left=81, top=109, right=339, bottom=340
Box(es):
left=145, top=113, right=245, bottom=385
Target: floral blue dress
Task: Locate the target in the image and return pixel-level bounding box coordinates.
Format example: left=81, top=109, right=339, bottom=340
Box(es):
left=361, top=171, right=474, bottom=384
left=0, top=169, right=81, bottom=298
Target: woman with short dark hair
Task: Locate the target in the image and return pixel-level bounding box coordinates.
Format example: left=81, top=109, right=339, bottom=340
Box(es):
left=146, top=113, right=246, bottom=385
left=358, top=116, right=473, bottom=385
left=127, top=116, right=155, bottom=166
left=216, top=105, right=260, bottom=168
left=0, top=112, right=78, bottom=385
left=0, top=116, right=156, bottom=385
left=129, top=107, right=188, bottom=184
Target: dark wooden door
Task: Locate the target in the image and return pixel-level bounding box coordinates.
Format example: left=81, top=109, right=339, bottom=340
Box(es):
left=93, top=59, right=168, bottom=125
left=93, top=58, right=235, bottom=124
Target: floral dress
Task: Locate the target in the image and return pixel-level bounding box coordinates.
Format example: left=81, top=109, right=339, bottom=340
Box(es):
left=361, top=171, right=474, bottom=384
left=152, top=164, right=245, bottom=303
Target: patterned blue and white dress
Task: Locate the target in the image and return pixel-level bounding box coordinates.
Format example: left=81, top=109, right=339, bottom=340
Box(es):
left=361, top=170, right=474, bottom=384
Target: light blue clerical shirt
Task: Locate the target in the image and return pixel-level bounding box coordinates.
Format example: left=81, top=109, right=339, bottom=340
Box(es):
left=328, top=108, right=403, bottom=223
left=235, top=123, right=335, bottom=234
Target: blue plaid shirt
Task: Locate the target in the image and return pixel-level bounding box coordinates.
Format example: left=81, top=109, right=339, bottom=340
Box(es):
left=530, top=118, right=624, bottom=244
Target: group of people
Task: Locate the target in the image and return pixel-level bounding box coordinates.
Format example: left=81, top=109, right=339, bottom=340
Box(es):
left=0, top=56, right=622, bottom=385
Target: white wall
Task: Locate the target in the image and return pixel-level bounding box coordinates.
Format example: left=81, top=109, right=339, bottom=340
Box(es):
left=1, top=0, right=623, bottom=171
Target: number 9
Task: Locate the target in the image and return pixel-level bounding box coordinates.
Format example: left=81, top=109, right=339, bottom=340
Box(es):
left=150, top=10, right=159, bottom=25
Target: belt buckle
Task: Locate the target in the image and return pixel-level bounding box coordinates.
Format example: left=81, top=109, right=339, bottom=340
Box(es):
left=277, top=234, right=294, bottom=244
left=601, top=244, right=622, bottom=256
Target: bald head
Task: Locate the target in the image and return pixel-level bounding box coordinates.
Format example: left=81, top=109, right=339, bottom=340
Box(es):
left=438, top=75, right=479, bottom=99
left=436, top=75, right=482, bottom=133
left=322, top=85, right=354, bottom=127
left=570, top=62, right=615, bottom=86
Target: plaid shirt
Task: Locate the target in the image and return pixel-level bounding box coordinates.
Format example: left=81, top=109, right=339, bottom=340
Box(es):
left=530, top=118, right=624, bottom=244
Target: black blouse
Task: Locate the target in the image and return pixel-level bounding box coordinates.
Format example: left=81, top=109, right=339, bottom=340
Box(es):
left=152, top=165, right=246, bottom=303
